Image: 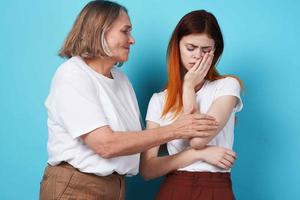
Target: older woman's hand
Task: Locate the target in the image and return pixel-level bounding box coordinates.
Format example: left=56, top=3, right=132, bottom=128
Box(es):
left=171, top=111, right=219, bottom=139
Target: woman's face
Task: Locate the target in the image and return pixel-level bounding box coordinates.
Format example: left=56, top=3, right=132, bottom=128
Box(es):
left=105, top=10, right=135, bottom=62
left=179, top=33, right=215, bottom=70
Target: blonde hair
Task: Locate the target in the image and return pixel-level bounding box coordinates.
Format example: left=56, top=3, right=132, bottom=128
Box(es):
left=59, top=0, right=127, bottom=59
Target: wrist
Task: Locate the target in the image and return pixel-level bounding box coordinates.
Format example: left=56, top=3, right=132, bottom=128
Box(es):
left=189, top=148, right=205, bottom=161
left=196, top=148, right=206, bottom=161
left=183, top=81, right=195, bottom=90
left=164, top=123, right=179, bottom=140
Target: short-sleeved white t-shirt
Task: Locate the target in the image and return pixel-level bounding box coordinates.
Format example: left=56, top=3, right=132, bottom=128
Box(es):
left=45, top=56, right=142, bottom=176
left=146, top=77, right=243, bottom=172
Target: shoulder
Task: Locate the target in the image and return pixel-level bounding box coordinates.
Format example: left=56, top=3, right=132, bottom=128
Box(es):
left=210, top=77, right=241, bottom=90
left=147, top=91, right=166, bottom=110
left=215, top=76, right=240, bottom=85
left=150, top=90, right=166, bottom=103
left=50, top=57, right=96, bottom=92
left=54, top=57, right=91, bottom=84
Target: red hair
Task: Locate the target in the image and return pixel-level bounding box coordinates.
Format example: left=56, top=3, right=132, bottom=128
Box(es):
left=162, top=10, right=243, bottom=118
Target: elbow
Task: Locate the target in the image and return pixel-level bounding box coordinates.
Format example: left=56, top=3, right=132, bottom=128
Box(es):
left=98, top=151, right=114, bottom=159
left=140, top=170, right=154, bottom=181
left=140, top=164, right=155, bottom=181
left=95, top=146, right=114, bottom=159
left=81, top=127, right=117, bottom=159
left=189, top=138, right=205, bottom=150
left=94, top=138, right=116, bottom=159
left=142, top=175, right=152, bottom=181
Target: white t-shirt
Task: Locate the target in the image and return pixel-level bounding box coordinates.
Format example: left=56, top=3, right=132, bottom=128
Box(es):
left=146, top=77, right=243, bottom=172
left=45, top=56, right=142, bottom=176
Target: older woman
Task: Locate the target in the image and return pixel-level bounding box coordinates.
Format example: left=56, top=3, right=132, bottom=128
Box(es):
left=39, top=1, right=219, bottom=199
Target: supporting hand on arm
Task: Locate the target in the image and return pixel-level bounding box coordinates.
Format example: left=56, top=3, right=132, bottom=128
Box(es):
left=80, top=109, right=219, bottom=159
left=140, top=121, right=236, bottom=180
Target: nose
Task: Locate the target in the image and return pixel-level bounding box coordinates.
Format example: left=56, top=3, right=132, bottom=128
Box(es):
left=128, top=34, right=135, bottom=45
left=193, top=48, right=203, bottom=60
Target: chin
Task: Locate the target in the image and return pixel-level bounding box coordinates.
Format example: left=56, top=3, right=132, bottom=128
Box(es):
left=119, top=55, right=129, bottom=62
left=113, top=54, right=129, bottom=63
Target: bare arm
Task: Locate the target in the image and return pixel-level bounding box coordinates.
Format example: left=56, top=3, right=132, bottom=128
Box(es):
left=189, top=95, right=238, bottom=149
left=140, top=121, right=236, bottom=180
left=182, top=53, right=212, bottom=113
left=182, top=51, right=239, bottom=149
left=183, top=81, right=238, bottom=149
left=81, top=111, right=218, bottom=159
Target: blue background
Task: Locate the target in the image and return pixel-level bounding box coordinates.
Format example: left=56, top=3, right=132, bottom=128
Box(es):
left=0, top=0, right=299, bottom=199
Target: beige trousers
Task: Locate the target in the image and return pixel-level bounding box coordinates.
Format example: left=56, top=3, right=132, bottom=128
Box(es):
left=39, top=162, right=125, bottom=200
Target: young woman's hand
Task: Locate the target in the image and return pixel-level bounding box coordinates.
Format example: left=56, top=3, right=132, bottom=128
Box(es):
left=183, top=51, right=214, bottom=89
left=198, top=146, right=236, bottom=170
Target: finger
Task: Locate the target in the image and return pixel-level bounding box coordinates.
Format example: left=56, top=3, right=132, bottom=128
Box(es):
left=196, top=119, right=219, bottom=126
left=190, top=61, right=199, bottom=72
left=195, top=53, right=211, bottom=76
left=194, top=53, right=208, bottom=74
left=193, top=131, right=210, bottom=138
left=198, top=53, right=210, bottom=70
left=195, top=125, right=218, bottom=132
left=217, top=161, right=228, bottom=169
left=223, top=154, right=235, bottom=164
left=191, top=56, right=203, bottom=72
left=196, top=124, right=219, bottom=130
left=194, top=113, right=216, bottom=120
left=220, top=159, right=232, bottom=169
left=225, top=150, right=237, bottom=159
left=201, top=53, right=214, bottom=71
left=205, top=54, right=214, bottom=69
left=192, top=130, right=214, bottom=138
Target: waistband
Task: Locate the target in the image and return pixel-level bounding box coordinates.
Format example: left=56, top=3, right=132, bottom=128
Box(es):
left=53, top=162, right=124, bottom=178
left=165, top=171, right=232, bottom=188
left=168, top=171, right=231, bottom=179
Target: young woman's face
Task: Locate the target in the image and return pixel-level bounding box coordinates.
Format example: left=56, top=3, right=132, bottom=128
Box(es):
left=105, top=10, right=135, bottom=62
left=179, top=33, right=215, bottom=70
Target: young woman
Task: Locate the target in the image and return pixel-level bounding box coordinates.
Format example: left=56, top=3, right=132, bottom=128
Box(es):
left=141, top=10, right=243, bottom=200
left=39, top=1, right=220, bottom=199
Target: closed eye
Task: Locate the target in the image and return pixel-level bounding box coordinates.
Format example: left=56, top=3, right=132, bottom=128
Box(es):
left=202, top=47, right=213, bottom=53
left=187, top=47, right=195, bottom=51
left=186, top=44, right=196, bottom=51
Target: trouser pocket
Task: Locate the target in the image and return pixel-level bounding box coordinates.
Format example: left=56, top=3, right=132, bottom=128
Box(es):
left=39, top=165, right=75, bottom=200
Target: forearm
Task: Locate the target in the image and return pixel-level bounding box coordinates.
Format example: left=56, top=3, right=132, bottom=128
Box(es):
left=83, top=125, right=177, bottom=159
left=141, top=148, right=200, bottom=180
left=189, top=132, right=215, bottom=149
left=183, top=82, right=209, bottom=149
left=189, top=96, right=238, bottom=149
left=183, top=82, right=198, bottom=113
left=109, top=127, right=177, bottom=157
left=82, top=105, right=220, bottom=158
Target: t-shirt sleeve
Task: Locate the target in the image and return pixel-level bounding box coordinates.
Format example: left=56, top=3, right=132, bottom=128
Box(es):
left=145, top=93, right=162, bottom=124
left=53, top=80, right=108, bottom=139
left=215, top=77, right=243, bottom=112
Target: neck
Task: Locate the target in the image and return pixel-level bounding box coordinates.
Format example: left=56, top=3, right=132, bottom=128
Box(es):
left=195, top=80, right=205, bottom=92
left=84, top=57, right=116, bottom=78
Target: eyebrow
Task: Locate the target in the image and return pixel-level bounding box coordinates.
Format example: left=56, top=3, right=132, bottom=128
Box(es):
left=123, top=25, right=132, bottom=29
left=186, top=43, right=213, bottom=48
